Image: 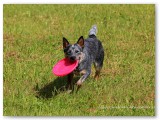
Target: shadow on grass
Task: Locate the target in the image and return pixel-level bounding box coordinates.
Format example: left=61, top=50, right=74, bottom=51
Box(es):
left=34, top=77, right=67, bottom=99
left=34, top=76, right=79, bottom=99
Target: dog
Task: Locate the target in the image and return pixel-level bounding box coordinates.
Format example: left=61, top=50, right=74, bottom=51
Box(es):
left=63, top=25, right=104, bottom=91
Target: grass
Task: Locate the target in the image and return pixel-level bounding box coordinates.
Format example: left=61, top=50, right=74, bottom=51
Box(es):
left=3, top=4, right=155, bottom=116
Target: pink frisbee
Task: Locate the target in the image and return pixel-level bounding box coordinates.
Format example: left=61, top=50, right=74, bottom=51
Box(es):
left=52, top=58, right=78, bottom=77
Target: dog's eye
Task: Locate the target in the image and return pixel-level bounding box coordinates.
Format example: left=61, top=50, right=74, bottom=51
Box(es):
left=75, top=50, right=79, bottom=53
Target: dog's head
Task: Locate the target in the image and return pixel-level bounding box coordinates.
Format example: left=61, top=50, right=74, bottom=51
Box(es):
left=63, top=36, right=84, bottom=62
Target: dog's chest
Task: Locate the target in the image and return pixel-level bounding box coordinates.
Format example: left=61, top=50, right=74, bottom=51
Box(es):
left=73, top=64, right=86, bottom=75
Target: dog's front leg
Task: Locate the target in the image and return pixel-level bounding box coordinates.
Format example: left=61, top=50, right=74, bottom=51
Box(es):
left=66, top=72, right=74, bottom=90
left=76, top=71, right=90, bottom=92
left=76, top=69, right=91, bottom=86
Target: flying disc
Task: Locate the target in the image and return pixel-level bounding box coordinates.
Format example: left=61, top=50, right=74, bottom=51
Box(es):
left=52, top=58, right=78, bottom=77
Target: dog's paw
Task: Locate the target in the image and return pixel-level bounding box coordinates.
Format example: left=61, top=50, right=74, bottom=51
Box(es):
left=76, top=80, right=82, bottom=86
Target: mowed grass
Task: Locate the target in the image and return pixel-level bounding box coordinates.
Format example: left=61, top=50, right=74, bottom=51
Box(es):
left=3, top=4, right=155, bottom=116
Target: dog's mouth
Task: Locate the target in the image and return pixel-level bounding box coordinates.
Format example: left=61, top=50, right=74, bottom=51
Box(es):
left=69, top=56, right=76, bottom=61
left=78, top=56, right=81, bottom=61
left=69, top=56, right=81, bottom=62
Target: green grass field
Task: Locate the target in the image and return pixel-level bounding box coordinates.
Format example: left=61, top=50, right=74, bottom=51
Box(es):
left=3, top=4, right=155, bottom=116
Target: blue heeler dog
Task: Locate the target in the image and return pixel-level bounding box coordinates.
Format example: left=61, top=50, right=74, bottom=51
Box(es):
left=63, top=25, right=104, bottom=90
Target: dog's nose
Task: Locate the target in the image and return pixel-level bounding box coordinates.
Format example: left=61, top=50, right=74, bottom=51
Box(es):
left=70, top=56, right=76, bottom=61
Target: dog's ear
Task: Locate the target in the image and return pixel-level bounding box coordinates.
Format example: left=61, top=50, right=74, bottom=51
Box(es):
left=77, top=36, right=84, bottom=48
left=63, top=37, right=69, bottom=49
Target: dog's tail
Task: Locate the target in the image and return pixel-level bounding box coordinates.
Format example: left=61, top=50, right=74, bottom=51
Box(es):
left=88, top=25, right=97, bottom=38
